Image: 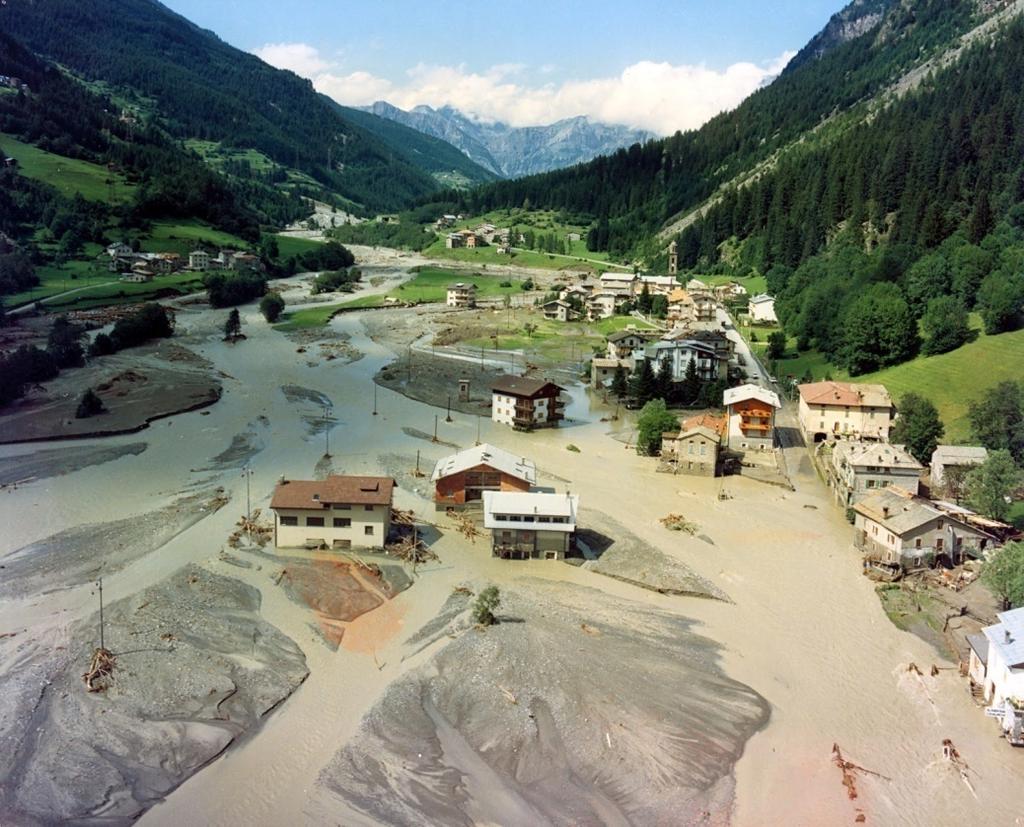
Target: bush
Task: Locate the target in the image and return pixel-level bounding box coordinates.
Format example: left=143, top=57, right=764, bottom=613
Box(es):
left=109, top=304, right=174, bottom=351
left=75, top=388, right=105, bottom=418
left=520, top=279, right=534, bottom=291
left=89, top=332, right=116, bottom=356
left=259, top=292, right=285, bottom=322
left=472, top=586, right=501, bottom=626
left=204, top=271, right=266, bottom=307
left=311, top=269, right=360, bottom=294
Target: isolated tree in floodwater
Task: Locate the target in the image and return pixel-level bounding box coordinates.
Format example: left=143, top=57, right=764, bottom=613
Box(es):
left=224, top=308, right=242, bottom=340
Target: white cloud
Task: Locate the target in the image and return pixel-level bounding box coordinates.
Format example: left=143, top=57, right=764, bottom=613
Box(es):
left=253, top=42, right=795, bottom=136
left=252, top=42, right=332, bottom=77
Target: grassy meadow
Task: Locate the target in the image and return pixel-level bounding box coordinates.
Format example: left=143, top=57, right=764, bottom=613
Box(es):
left=1, top=133, right=136, bottom=203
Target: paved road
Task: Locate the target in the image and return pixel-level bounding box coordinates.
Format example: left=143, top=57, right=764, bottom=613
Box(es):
left=9, top=281, right=119, bottom=314
left=716, top=305, right=771, bottom=386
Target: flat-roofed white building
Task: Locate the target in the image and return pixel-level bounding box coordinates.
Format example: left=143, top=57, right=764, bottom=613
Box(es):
left=483, top=491, right=579, bottom=560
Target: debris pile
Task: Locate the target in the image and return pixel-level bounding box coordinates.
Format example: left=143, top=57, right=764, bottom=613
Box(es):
left=386, top=535, right=438, bottom=565
left=660, top=513, right=699, bottom=534
left=227, top=507, right=273, bottom=547
left=448, top=510, right=482, bottom=543
left=82, top=647, right=116, bottom=693
left=390, top=508, right=417, bottom=527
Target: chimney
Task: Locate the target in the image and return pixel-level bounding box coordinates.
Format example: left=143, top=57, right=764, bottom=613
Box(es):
left=1006, top=629, right=1013, bottom=644
left=882, top=506, right=890, bottom=518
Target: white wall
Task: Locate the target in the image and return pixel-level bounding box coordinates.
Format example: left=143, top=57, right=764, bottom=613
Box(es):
left=275, top=504, right=389, bottom=548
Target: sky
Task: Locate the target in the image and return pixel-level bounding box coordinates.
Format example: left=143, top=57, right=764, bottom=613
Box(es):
left=162, top=0, right=848, bottom=136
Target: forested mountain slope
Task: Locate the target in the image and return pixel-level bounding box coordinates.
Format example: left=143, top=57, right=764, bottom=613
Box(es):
left=328, top=101, right=498, bottom=189
left=439, top=0, right=1024, bottom=376
left=0, top=0, right=443, bottom=214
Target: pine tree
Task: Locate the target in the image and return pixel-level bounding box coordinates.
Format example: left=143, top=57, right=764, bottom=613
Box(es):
left=224, top=308, right=242, bottom=340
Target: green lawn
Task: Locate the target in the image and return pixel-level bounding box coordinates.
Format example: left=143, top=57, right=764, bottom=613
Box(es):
left=701, top=272, right=768, bottom=295
left=40, top=271, right=206, bottom=312
left=273, top=266, right=528, bottom=331
left=755, top=317, right=1024, bottom=443
left=136, top=220, right=249, bottom=256
left=0, top=133, right=136, bottom=203
left=274, top=235, right=325, bottom=259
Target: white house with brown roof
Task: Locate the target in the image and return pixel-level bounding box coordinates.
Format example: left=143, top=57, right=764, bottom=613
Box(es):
left=798, top=381, right=894, bottom=443
left=491, top=375, right=565, bottom=430
left=828, top=441, right=923, bottom=507
left=270, top=475, right=395, bottom=549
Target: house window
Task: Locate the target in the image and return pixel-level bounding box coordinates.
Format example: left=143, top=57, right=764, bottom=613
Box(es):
left=333, top=518, right=351, bottom=528
left=936, top=538, right=944, bottom=551
left=364, top=505, right=374, bottom=512
left=915, top=538, right=922, bottom=548
left=280, top=516, right=298, bottom=526
left=307, top=516, right=325, bottom=527
left=700, top=443, right=706, bottom=456
left=334, top=504, right=351, bottom=511
left=937, top=520, right=944, bottom=530
left=866, top=480, right=875, bottom=489
left=364, top=525, right=374, bottom=536
left=688, top=443, right=694, bottom=455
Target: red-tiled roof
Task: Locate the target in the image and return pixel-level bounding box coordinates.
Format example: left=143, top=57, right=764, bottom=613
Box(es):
left=270, top=475, right=395, bottom=510
left=681, top=412, right=727, bottom=437
left=798, top=380, right=892, bottom=408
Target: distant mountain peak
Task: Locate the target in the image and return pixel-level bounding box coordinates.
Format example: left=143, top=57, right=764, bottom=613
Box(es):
left=363, top=101, right=653, bottom=178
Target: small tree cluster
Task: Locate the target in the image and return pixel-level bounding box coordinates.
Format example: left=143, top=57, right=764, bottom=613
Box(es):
left=472, top=586, right=501, bottom=626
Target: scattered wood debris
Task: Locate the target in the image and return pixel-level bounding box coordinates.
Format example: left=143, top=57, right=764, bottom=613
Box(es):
left=452, top=585, right=472, bottom=596
left=82, top=647, right=116, bottom=693
left=831, top=743, right=889, bottom=801
left=390, top=508, right=417, bottom=527
left=660, top=513, right=698, bottom=534
left=386, top=536, right=438, bottom=564
left=448, top=511, right=482, bottom=543
left=499, top=686, right=518, bottom=705
left=227, top=507, right=273, bottom=547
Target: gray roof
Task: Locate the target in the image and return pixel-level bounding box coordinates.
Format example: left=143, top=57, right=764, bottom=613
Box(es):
left=853, top=488, right=939, bottom=534
left=984, top=608, right=1024, bottom=670
left=834, top=441, right=923, bottom=472
left=967, top=633, right=989, bottom=664
left=931, top=445, right=988, bottom=465
left=430, top=443, right=537, bottom=485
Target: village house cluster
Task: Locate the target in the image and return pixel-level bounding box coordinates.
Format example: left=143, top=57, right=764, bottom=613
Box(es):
left=443, top=222, right=517, bottom=254
left=103, top=242, right=262, bottom=282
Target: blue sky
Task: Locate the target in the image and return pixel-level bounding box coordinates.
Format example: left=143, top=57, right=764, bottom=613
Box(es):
left=163, top=0, right=848, bottom=134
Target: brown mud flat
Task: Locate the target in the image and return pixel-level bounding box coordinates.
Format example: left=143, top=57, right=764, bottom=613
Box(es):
left=268, top=553, right=412, bottom=649
left=0, top=565, right=308, bottom=825
left=316, top=580, right=768, bottom=826
left=0, top=344, right=221, bottom=445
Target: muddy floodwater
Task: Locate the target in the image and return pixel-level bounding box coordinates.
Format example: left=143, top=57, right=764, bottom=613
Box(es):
left=1, top=247, right=1022, bottom=826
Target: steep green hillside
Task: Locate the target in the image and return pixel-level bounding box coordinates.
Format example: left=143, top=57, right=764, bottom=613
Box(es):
left=0, top=0, right=441, bottom=214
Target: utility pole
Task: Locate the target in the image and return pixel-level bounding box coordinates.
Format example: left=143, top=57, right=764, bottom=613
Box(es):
left=446, top=394, right=452, bottom=422
left=372, top=381, right=378, bottom=416
left=242, top=466, right=254, bottom=542
left=476, top=415, right=481, bottom=446
left=96, top=578, right=105, bottom=651
left=416, top=449, right=420, bottom=476
left=433, top=414, right=439, bottom=443
left=323, top=405, right=333, bottom=457
left=480, top=347, right=485, bottom=372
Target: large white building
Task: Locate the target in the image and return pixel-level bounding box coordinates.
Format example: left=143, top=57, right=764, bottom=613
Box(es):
left=798, top=381, right=894, bottom=443
left=747, top=293, right=777, bottom=323
left=969, top=608, right=1024, bottom=710
left=270, top=475, right=394, bottom=549
left=483, top=491, right=579, bottom=560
